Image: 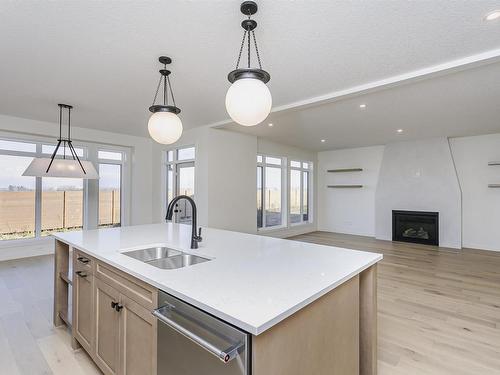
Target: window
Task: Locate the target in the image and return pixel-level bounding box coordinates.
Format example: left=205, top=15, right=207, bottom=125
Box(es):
left=164, top=146, right=195, bottom=224
left=257, top=155, right=285, bottom=229
left=98, top=150, right=124, bottom=228
left=257, top=155, right=312, bottom=230
left=289, top=160, right=311, bottom=225
left=0, top=155, right=36, bottom=240
left=0, top=136, right=130, bottom=241
left=41, top=177, right=83, bottom=236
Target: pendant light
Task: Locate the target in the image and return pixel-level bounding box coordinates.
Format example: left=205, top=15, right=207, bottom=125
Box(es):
left=148, top=56, right=183, bottom=144
left=23, top=104, right=99, bottom=179
left=226, top=1, right=272, bottom=127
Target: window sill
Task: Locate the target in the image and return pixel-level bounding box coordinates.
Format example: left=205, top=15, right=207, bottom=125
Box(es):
left=0, top=236, right=54, bottom=249
left=257, top=225, right=287, bottom=232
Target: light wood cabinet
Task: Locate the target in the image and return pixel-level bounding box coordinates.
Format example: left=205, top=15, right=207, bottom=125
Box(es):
left=120, top=295, right=157, bottom=375
left=73, top=266, right=94, bottom=353
left=94, top=278, right=121, bottom=375
left=71, top=248, right=157, bottom=375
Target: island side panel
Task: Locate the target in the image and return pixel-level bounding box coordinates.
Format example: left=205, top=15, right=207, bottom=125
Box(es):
left=360, top=264, right=377, bottom=375
left=53, top=239, right=69, bottom=327
left=252, top=275, right=360, bottom=375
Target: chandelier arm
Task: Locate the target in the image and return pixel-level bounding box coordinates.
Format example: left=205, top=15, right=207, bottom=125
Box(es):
left=235, top=30, right=247, bottom=69
left=247, top=24, right=251, bottom=68
left=67, top=106, right=71, bottom=141
left=67, top=140, right=77, bottom=160
left=163, top=73, right=168, bottom=106
left=251, top=30, right=262, bottom=69
left=166, top=75, right=176, bottom=108
left=152, top=75, right=163, bottom=107
left=68, top=141, right=87, bottom=174
left=46, top=140, right=62, bottom=173
left=58, top=105, right=63, bottom=140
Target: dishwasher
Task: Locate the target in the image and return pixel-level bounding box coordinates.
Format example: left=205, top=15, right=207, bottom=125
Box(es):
left=153, top=290, right=250, bottom=375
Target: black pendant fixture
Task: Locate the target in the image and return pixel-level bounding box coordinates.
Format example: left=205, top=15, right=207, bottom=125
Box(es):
left=226, top=1, right=272, bottom=127
left=147, top=56, right=183, bottom=144
left=22, top=104, right=99, bottom=179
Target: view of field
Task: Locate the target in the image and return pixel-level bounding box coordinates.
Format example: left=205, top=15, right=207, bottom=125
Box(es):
left=0, top=189, right=120, bottom=240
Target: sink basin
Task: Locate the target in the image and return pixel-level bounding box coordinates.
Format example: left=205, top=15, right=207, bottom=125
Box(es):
left=122, top=247, right=210, bottom=270
left=123, top=247, right=182, bottom=262
left=147, top=254, right=210, bottom=270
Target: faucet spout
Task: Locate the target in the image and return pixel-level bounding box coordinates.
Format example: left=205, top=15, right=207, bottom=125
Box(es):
left=166, top=195, right=202, bottom=249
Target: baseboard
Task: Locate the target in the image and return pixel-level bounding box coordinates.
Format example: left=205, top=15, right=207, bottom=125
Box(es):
left=0, top=238, right=54, bottom=261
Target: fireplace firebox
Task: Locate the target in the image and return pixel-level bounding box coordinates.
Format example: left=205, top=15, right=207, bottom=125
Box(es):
left=392, top=210, right=439, bottom=246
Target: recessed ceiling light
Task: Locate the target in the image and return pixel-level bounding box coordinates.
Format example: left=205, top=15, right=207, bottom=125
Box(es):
left=359, top=104, right=367, bottom=109
left=268, top=123, right=273, bottom=127
left=397, top=129, right=403, bottom=133
left=485, top=10, right=500, bottom=21
left=321, top=139, right=326, bottom=143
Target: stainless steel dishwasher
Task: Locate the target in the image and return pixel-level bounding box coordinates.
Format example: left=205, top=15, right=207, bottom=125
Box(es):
left=153, top=291, right=250, bottom=375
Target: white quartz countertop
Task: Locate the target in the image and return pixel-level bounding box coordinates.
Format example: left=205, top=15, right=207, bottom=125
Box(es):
left=53, top=223, right=382, bottom=335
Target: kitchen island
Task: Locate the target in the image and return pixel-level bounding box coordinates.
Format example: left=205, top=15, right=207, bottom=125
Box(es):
left=53, top=223, right=382, bottom=375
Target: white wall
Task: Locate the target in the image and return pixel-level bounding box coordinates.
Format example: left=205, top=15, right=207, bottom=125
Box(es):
left=375, top=138, right=462, bottom=248
left=0, top=114, right=153, bottom=259
left=450, top=134, right=500, bottom=251
left=151, top=127, right=257, bottom=233
left=151, top=129, right=317, bottom=237
left=318, top=146, right=384, bottom=236
left=207, top=130, right=257, bottom=233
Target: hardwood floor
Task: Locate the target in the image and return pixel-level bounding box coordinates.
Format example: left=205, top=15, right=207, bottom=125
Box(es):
left=0, top=255, right=101, bottom=375
left=1, top=234, right=500, bottom=374
left=290, top=232, right=500, bottom=375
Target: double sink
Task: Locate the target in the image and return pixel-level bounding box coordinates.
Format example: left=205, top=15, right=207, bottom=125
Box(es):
left=123, top=247, right=210, bottom=270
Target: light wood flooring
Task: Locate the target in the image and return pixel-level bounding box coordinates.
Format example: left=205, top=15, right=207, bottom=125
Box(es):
left=1, top=234, right=500, bottom=374
left=290, top=232, right=500, bottom=375
left=0, top=255, right=101, bottom=375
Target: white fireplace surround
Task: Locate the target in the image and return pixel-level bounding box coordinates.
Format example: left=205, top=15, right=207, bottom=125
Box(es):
left=375, top=138, right=462, bottom=248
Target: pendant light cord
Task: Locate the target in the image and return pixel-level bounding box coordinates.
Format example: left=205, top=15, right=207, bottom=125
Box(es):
left=235, top=12, right=263, bottom=70
left=152, top=75, right=163, bottom=107
left=167, top=75, right=176, bottom=108
left=235, top=29, right=248, bottom=69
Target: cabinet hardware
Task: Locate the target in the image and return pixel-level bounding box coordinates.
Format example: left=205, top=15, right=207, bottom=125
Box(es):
left=77, top=256, right=90, bottom=264
left=111, top=301, right=123, bottom=312
left=75, top=270, right=87, bottom=278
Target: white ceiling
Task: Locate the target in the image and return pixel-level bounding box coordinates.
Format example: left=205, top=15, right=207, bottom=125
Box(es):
left=0, top=1, right=499, bottom=145
left=222, top=60, right=500, bottom=151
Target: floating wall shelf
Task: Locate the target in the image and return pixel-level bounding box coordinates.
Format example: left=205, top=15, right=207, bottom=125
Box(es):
left=327, top=168, right=363, bottom=173
left=488, top=161, right=500, bottom=166
left=488, top=184, right=500, bottom=188
left=327, top=185, right=363, bottom=188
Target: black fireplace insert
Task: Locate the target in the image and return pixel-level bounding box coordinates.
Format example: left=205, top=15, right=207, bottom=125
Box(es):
left=392, top=210, right=439, bottom=246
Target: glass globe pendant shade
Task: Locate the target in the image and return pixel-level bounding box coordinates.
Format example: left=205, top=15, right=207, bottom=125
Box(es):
left=148, top=111, right=183, bottom=145
left=225, top=78, right=272, bottom=126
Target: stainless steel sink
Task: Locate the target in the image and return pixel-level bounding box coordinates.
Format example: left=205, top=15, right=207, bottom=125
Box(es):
left=122, top=247, right=210, bottom=270
left=124, top=247, right=181, bottom=262
left=147, top=254, right=210, bottom=270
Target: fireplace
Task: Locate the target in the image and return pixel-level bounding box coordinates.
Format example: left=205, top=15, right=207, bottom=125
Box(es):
left=392, top=210, right=439, bottom=246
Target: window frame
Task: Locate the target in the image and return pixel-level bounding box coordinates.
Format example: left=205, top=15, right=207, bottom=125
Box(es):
left=0, top=133, right=131, bottom=246
left=97, top=147, right=128, bottom=228
left=257, top=154, right=287, bottom=231
left=161, top=145, right=196, bottom=220
left=288, top=160, right=313, bottom=226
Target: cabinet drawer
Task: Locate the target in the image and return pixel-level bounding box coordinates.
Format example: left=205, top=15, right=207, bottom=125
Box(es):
left=96, top=262, right=157, bottom=310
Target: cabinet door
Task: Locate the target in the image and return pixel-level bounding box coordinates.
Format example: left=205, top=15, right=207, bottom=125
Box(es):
left=120, top=294, right=157, bottom=375
left=94, top=278, right=121, bottom=375
left=74, top=268, right=93, bottom=353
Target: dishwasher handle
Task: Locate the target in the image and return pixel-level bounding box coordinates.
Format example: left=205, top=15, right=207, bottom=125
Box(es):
left=152, top=307, right=243, bottom=363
